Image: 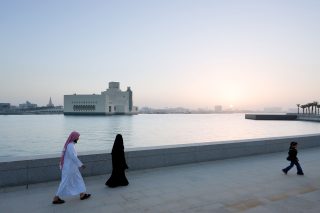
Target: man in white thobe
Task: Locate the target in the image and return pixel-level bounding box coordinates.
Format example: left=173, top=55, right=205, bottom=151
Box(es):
left=52, top=131, right=91, bottom=204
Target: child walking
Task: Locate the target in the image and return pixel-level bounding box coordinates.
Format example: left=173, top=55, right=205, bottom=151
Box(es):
left=282, top=141, right=304, bottom=175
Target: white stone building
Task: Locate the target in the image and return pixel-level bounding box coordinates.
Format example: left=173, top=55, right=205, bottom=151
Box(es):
left=64, top=82, right=138, bottom=115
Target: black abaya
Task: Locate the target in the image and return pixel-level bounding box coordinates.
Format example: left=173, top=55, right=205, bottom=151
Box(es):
left=106, top=135, right=129, bottom=187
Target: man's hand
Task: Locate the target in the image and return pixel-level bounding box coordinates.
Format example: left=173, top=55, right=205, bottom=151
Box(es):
left=81, top=165, right=86, bottom=169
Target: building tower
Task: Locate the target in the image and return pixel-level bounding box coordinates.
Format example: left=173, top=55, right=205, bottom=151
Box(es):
left=127, top=87, right=133, bottom=112
left=47, top=97, right=54, bottom=108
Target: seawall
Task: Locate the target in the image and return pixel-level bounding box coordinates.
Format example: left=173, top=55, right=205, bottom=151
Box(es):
left=297, top=114, right=320, bottom=122
left=245, top=114, right=297, bottom=120
left=1, top=134, right=320, bottom=188
left=245, top=113, right=320, bottom=122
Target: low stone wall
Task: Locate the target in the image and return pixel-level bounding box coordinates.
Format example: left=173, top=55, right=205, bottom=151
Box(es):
left=297, top=114, right=320, bottom=122
left=245, top=114, right=297, bottom=120
left=1, top=134, right=320, bottom=188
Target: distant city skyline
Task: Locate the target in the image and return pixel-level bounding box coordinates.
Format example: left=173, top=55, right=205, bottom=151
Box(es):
left=1, top=0, right=320, bottom=110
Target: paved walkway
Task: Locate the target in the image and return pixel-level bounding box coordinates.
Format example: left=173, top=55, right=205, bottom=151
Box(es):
left=1, top=147, right=320, bottom=213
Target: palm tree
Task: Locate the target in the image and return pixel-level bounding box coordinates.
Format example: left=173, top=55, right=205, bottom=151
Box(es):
left=296, top=104, right=300, bottom=114
left=308, top=103, right=312, bottom=114
left=313, top=102, right=318, bottom=114
left=301, top=105, right=306, bottom=114
left=304, top=104, right=308, bottom=114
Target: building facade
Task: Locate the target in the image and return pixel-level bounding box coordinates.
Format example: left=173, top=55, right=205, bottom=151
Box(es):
left=64, top=82, right=138, bottom=115
left=19, top=101, right=37, bottom=109
left=0, top=103, right=10, bottom=111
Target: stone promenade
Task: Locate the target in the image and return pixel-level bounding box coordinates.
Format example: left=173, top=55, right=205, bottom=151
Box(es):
left=1, top=147, right=320, bottom=213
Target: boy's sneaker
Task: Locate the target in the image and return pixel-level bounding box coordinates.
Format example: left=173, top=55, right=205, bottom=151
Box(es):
left=282, top=169, right=287, bottom=175
left=297, top=172, right=304, bottom=175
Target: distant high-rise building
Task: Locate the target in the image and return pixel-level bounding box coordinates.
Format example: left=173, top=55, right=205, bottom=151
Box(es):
left=214, top=105, right=222, bottom=112
left=47, top=97, right=54, bottom=108
left=263, top=107, right=282, bottom=113
left=287, top=108, right=297, bottom=113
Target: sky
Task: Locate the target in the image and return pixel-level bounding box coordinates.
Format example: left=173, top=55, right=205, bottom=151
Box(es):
left=1, top=0, right=319, bottom=110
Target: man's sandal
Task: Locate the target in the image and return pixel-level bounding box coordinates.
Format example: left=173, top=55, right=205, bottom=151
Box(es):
left=52, top=198, right=65, bottom=204
left=80, top=193, right=91, bottom=200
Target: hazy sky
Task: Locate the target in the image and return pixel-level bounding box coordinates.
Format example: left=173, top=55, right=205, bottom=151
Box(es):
left=1, top=0, right=319, bottom=110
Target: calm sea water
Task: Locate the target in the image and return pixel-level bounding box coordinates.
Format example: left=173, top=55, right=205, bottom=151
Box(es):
left=0, top=114, right=319, bottom=159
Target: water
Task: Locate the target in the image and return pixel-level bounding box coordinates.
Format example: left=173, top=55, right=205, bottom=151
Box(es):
left=0, top=114, right=319, bottom=159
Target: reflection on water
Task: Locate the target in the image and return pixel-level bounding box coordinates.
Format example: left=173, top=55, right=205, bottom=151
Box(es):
left=0, top=114, right=320, bottom=158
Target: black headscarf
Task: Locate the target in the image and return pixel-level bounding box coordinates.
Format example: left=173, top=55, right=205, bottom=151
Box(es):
left=290, top=141, right=298, bottom=149
left=112, top=134, right=124, bottom=154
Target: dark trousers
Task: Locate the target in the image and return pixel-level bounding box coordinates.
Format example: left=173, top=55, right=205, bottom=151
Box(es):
left=284, top=161, right=303, bottom=174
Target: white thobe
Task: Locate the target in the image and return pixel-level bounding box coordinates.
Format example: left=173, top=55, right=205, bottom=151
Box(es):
left=56, top=143, right=86, bottom=197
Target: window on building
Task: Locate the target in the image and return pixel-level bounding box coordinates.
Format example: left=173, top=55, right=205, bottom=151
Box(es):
left=109, top=106, right=111, bottom=112
left=73, top=105, right=96, bottom=112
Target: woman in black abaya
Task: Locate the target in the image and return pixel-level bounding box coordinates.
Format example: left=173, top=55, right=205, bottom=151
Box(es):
left=105, top=134, right=129, bottom=187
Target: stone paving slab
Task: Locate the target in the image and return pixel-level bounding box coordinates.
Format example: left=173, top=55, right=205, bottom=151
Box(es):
left=1, top=147, right=320, bottom=212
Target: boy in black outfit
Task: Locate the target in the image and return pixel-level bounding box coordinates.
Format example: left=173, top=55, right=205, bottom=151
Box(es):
left=282, top=141, right=304, bottom=175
